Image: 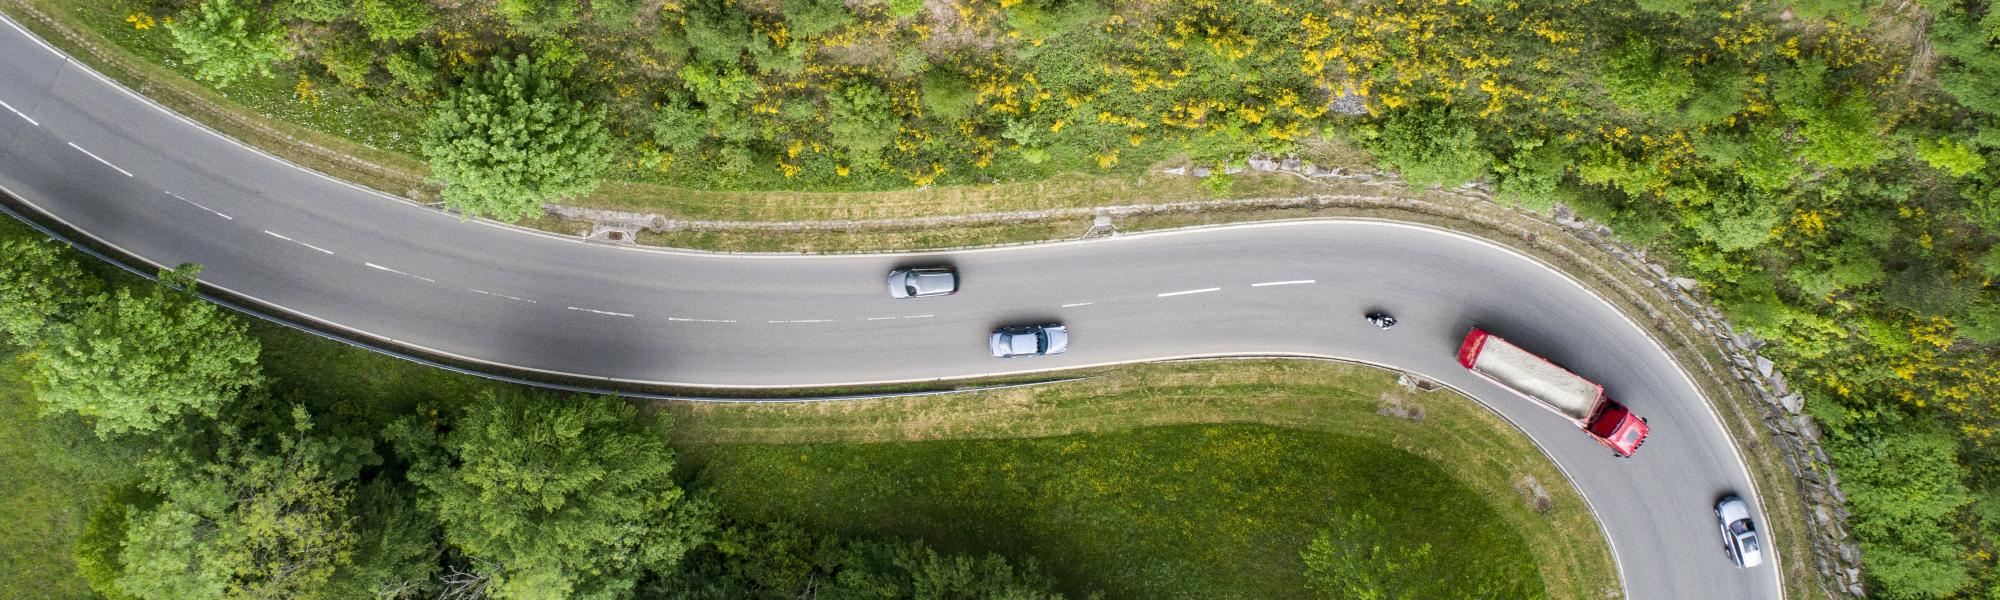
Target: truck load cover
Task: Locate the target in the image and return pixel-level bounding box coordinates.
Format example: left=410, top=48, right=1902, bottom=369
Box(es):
left=1457, top=328, right=1650, bottom=457
left=1456, top=331, right=1604, bottom=422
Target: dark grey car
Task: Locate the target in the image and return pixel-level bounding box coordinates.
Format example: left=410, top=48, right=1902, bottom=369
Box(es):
left=990, top=324, right=1068, bottom=358
left=888, top=266, right=959, bottom=298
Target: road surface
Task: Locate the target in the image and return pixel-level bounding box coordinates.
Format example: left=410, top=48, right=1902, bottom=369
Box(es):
left=0, top=14, right=1782, bottom=600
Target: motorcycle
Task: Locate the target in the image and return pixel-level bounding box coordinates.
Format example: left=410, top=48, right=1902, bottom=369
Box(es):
left=1365, top=312, right=1398, bottom=330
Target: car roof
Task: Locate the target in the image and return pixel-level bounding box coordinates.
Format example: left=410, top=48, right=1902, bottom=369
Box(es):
left=1006, top=332, right=1039, bottom=355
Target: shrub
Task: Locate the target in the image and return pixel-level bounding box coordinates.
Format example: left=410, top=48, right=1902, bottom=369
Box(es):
left=1363, top=101, right=1492, bottom=188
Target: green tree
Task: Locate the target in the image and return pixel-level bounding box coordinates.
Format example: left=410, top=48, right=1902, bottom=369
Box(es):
left=391, top=391, right=714, bottom=600
left=1833, top=431, right=1975, bottom=599
left=0, top=237, right=99, bottom=344
left=30, top=265, right=262, bottom=437
left=1363, top=101, right=1493, bottom=187
left=358, top=0, right=437, bottom=42
left=168, top=0, right=293, bottom=88
left=115, top=412, right=359, bottom=600
left=828, top=81, right=899, bottom=166
left=651, top=97, right=710, bottom=155
left=420, top=54, right=614, bottom=222
left=1302, top=512, right=1450, bottom=600
left=385, top=49, right=439, bottom=95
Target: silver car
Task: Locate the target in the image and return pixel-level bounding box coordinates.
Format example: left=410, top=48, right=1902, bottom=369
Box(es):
left=990, top=324, right=1068, bottom=358
left=1716, top=495, right=1764, bottom=568
left=888, top=266, right=958, bottom=298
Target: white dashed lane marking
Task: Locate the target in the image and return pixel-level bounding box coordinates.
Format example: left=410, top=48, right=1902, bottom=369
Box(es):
left=364, top=262, right=437, bottom=283
left=1061, top=302, right=1094, bottom=308
left=866, top=316, right=896, bottom=321
left=668, top=317, right=736, bottom=323
left=568, top=306, right=635, bottom=318
left=0, top=98, right=37, bottom=126
left=901, top=314, right=933, bottom=319
left=67, top=142, right=132, bottom=177
left=262, top=230, right=334, bottom=255
left=1157, top=287, right=1221, bottom=298
left=165, top=191, right=231, bottom=220
left=468, top=289, right=535, bottom=303
left=768, top=319, right=835, bottom=324
left=1251, top=279, right=1316, bottom=287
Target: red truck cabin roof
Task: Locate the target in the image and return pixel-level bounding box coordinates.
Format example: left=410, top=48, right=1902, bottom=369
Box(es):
left=1588, top=400, right=1650, bottom=457
left=1456, top=328, right=1490, bottom=369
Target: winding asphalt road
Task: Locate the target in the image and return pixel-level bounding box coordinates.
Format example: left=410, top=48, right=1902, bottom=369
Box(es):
left=0, top=14, right=1782, bottom=600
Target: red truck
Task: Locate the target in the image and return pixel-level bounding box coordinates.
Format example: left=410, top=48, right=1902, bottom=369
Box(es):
left=1456, top=328, right=1651, bottom=457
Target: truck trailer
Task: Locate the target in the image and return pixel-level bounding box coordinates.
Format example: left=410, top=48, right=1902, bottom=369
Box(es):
left=1456, top=328, right=1651, bottom=456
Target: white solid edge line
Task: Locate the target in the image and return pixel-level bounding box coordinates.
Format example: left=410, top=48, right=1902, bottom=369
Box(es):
left=1251, top=279, right=1316, bottom=287
left=0, top=13, right=62, bottom=57
left=66, top=142, right=133, bottom=177
left=0, top=98, right=39, bottom=126
left=1156, top=287, right=1221, bottom=297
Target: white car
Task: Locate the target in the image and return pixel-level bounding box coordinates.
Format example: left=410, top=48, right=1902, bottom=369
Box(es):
left=989, top=324, right=1067, bottom=358
left=1716, top=495, right=1764, bottom=568
left=887, top=266, right=958, bottom=298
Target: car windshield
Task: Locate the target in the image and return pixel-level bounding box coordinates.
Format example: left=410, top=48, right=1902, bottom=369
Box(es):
left=1729, top=520, right=1755, bottom=535
left=1036, top=331, right=1049, bottom=353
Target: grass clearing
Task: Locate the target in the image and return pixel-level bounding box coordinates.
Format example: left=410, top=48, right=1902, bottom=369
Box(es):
left=0, top=348, right=96, bottom=600
left=666, top=359, right=1620, bottom=600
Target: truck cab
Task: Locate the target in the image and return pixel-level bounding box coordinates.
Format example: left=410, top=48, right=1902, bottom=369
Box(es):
left=1586, top=399, right=1649, bottom=457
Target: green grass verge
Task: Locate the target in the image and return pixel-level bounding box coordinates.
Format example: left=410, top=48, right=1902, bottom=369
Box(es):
left=0, top=349, right=97, bottom=600
left=666, top=359, right=1620, bottom=600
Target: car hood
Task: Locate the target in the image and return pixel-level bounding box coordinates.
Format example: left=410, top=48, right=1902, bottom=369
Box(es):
left=1044, top=327, right=1069, bottom=354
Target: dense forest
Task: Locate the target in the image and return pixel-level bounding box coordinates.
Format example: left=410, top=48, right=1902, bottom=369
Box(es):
left=24, top=0, right=2000, bottom=597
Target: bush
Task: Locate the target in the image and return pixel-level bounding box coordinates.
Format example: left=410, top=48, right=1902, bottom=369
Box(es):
left=316, top=40, right=373, bottom=89
left=357, top=0, right=436, bottom=42
left=1362, top=101, right=1492, bottom=188
left=1918, top=137, right=1988, bottom=177
left=1600, top=37, right=1694, bottom=118
left=828, top=81, right=899, bottom=166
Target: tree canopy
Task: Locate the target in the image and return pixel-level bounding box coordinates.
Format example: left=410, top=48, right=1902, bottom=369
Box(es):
left=29, top=265, right=262, bottom=437
left=420, top=54, right=613, bottom=222
left=391, top=391, right=712, bottom=599
left=167, top=0, right=292, bottom=88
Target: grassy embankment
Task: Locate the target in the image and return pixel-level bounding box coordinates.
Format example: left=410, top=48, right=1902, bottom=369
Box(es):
left=667, top=359, right=1616, bottom=599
